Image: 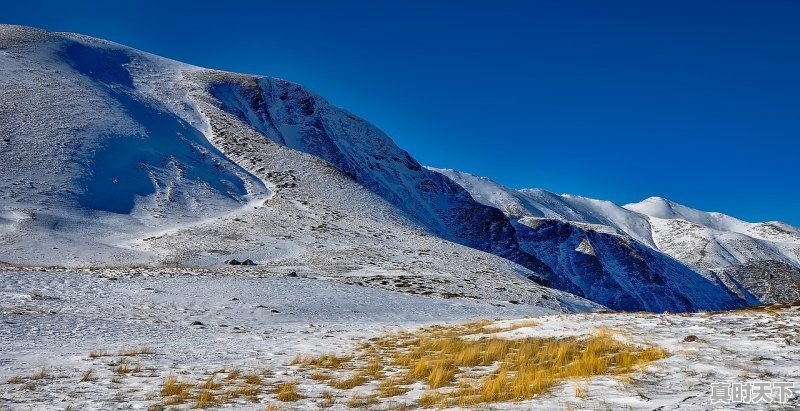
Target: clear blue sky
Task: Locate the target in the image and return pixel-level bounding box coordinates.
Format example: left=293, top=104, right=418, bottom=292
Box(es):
left=5, top=1, right=799, bottom=224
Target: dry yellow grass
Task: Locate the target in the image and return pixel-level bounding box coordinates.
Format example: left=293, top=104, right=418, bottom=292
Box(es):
left=274, top=380, right=305, bottom=402
left=293, top=321, right=667, bottom=408
left=417, top=391, right=447, bottom=408
left=243, top=374, right=263, bottom=385
left=195, top=389, right=216, bottom=408
left=32, top=367, right=47, bottom=380
left=364, top=357, right=383, bottom=378
left=200, top=375, right=218, bottom=390
left=346, top=393, right=379, bottom=408
left=426, top=360, right=456, bottom=389
left=80, top=369, right=93, bottom=382
left=329, top=373, right=368, bottom=390
left=161, top=374, right=191, bottom=402
left=574, top=382, right=588, bottom=399
left=501, top=319, right=541, bottom=332
left=292, top=353, right=352, bottom=369
left=119, top=346, right=154, bottom=357
left=113, top=360, right=141, bottom=375
left=140, top=320, right=665, bottom=409
left=88, top=349, right=109, bottom=359
left=310, top=370, right=333, bottom=381
left=115, top=361, right=130, bottom=375
left=376, top=378, right=411, bottom=398
left=223, top=384, right=261, bottom=402
left=318, top=390, right=337, bottom=408
left=6, top=375, right=25, bottom=384
left=225, top=368, right=241, bottom=380
left=152, top=368, right=270, bottom=407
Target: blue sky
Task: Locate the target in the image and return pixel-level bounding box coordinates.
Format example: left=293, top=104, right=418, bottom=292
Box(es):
left=5, top=1, right=799, bottom=224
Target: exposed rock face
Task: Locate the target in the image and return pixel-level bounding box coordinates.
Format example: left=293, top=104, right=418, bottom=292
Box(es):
left=432, top=168, right=800, bottom=306
left=514, top=218, right=743, bottom=312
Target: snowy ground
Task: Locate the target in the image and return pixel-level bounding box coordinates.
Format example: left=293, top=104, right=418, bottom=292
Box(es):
left=1, top=24, right=798, bottom=411
left=1, top=267, right=797, bottom=410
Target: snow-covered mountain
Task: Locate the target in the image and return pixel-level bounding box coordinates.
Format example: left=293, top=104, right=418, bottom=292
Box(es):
left=433, top=169, right=800, bottom=304
left=0, top=25, right=758, bottom=313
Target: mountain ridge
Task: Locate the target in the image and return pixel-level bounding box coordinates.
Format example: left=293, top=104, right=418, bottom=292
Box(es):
left=1, top=24, right=784, bottom=312
left=432, top=168, right=800, bottom=304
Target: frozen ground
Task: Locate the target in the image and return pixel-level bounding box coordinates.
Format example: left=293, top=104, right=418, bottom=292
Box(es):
left=1, top=24, right=798, bottom=410
left=1, top=267, right=797, bottom=410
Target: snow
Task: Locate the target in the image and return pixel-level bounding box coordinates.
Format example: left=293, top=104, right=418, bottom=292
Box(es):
left=0, top=24, right=270, bottom=266
left=1, top=23, right=790, bottom=314
left=432, top=168, right=800, bottom=305
left=0, top=23, right=798, bottom=410
left=1, top=267, right=797, bottom=410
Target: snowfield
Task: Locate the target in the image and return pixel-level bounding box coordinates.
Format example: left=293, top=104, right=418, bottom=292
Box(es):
left=1, top=267, right=798, bottom=410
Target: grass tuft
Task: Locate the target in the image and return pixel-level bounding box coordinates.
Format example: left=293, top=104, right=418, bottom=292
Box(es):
left=195, top=389, right=216, bottom=408
left=274, top=380, right=305, bottom=402
left=118, top=346, right=154, bottom=357
left=329, top=373, right=369, bottom=390
left=243, top=373, right=263, bottom=385
left=346, top=393, right=379, bottom=408
left=161, top=374, right=191, bottom=404
left=32, top=367, right=47, bottom=380
left=81, top=368, right=93, bottom=382
left=226, top=368, right=241, bottom=380
left=318, top=390, right=336, bottom=408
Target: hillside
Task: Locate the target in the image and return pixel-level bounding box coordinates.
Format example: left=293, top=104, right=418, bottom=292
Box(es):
left=0, top=24, right=756, bottom=312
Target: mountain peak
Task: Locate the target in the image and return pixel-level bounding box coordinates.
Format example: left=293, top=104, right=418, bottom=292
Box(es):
left=623, top=196, right=678, bottom=219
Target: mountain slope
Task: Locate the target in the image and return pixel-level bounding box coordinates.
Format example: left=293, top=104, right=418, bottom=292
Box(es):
left=0, top=24, right=748, bottom=312
left=0, top=25, right=270, bottom=263
left=433, top=168, right=800, bottom=304
left=195, top=73, right=742, bottom=312
left=0, top=24, right=597, bottom=313
left=625, top=197, right=800, bottom=303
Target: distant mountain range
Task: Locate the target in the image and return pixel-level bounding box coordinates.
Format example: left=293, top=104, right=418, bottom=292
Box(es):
left=1, top=24, right=797, bottom=313
left=433, top=169, right=800, bottom=306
